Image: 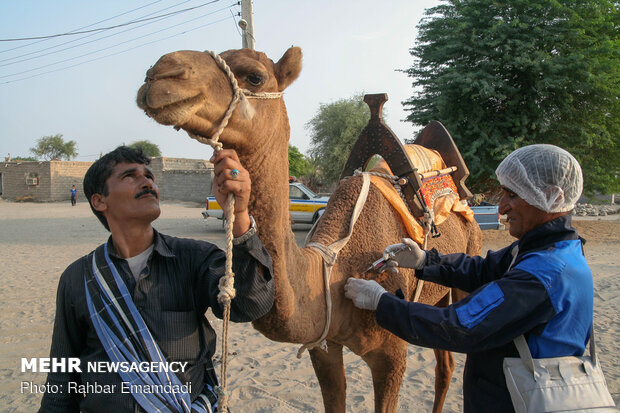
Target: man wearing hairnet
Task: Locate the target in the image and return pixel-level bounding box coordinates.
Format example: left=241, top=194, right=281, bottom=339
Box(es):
left=345, top=144, right=593, bottom=412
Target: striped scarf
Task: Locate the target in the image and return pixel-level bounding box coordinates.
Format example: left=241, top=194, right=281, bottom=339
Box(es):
left=84, top=243, right=217, bottom=413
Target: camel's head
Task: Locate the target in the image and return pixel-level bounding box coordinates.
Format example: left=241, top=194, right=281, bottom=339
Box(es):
left=136, top=47, right=302, bottom=149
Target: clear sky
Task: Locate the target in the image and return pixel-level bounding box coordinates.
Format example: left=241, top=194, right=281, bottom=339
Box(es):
left=0, top=0, right=440, bottom=162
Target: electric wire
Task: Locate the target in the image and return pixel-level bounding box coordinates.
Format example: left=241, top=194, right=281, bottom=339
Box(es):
left=0, top=3, right=234, bottom=68
left=229, top=9, right=243, bottom=38
left=0, top=0, right=165, bottom=54
left=0, top=0, right=222, bottom=42
left=0, top=3, right=238, bottom=81
left=0, top=0, right=195, bottom=62
left=1, top=14, right=234, bottom=85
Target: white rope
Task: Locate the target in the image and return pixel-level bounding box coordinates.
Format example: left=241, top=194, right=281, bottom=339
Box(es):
left=184, top=50, right=283, bottom=412
left=299, top=173, right=371, bottom=358
left=353, top=170, right=429, bottom=303
left=299, top=169, right=436, bottom=359
left=187, top=50, right=282, bottom=150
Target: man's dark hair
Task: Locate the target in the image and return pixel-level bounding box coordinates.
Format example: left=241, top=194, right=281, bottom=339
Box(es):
left=83, top=146, right=151, bottom=231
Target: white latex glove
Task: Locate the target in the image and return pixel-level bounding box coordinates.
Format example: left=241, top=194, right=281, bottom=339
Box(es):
left=344, top=278, right=387, bottom=310
left=383, top=238, right=426, bottom=270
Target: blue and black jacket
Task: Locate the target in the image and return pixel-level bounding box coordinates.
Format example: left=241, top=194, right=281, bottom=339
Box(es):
left=376, top=215, right=593, bottom=413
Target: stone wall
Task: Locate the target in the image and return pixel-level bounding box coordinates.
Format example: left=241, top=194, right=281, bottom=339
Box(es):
left=0, top=161, right=93, bottom=202
left=49, top=161, right=93, bottom=202
left=0, top=161, right=52, bottom=201
left=0, top=157, right=214, bottom=203
left=148, top=157, right=214, bottom=203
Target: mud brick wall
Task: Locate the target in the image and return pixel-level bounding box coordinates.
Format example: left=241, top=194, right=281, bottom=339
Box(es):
left=0, top=158, right=213, bottom=203
left=0, top=161, right=52, bottom=201
left=150, top=157, right=214, bottom=202
left=49, top=161, right=93, bottom=202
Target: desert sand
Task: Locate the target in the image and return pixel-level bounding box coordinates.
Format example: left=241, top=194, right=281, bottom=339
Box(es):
left=0, top=199, right=618, bottom=412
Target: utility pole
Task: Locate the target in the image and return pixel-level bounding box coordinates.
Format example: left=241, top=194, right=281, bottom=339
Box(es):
left=239, top=0, right=255, bottom=49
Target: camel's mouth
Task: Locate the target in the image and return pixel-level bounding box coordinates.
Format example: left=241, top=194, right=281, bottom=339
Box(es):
left=137, top=80, right=222, bottom=141
left=138, top=82, right=207, bottom=126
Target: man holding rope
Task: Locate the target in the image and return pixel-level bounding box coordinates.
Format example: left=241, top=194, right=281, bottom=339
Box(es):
left=39, top=146, right=274, bottom=413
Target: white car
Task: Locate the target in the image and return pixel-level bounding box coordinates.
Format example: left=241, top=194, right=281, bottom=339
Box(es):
left=202, top=182, right=329, bottom=224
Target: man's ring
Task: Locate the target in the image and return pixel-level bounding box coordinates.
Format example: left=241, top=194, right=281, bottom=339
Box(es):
left=231, top=169, right=239, bottom=179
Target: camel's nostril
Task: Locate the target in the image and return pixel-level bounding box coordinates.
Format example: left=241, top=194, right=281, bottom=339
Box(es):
left=153, top=67, right=187, bottom=80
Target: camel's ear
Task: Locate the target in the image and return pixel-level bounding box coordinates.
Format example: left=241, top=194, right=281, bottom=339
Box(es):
left=274, top=47, right=302, bottom=91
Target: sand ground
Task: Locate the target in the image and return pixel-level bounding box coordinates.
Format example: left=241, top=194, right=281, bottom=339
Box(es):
left=0, top=199, right=618, bottom=412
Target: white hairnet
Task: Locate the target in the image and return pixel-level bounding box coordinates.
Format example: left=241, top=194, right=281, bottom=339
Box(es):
left=495, top=144, right=583, bottom=213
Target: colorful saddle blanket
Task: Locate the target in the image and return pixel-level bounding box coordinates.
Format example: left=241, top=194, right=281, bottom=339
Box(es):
left=369, top=144, right=474, bottom=245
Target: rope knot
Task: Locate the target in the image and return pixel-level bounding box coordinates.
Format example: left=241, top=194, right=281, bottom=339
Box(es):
left=217, top=273, right=236, bottom=303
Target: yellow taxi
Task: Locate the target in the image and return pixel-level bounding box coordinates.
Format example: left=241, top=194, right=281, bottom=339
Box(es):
left=202, top=181, right=329, bottom=224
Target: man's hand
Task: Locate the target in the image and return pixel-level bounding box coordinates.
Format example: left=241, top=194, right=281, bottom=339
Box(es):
left=383, top=238, right=426, bottom=271
left=344, top=278, right=387, bottom=310
left=211, top=149, right=252, bottom=236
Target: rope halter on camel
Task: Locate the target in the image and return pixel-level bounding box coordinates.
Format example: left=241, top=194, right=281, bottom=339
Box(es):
left=187, top=50, right=283, bottom=150
left=185, top=50, right=283, bottom=412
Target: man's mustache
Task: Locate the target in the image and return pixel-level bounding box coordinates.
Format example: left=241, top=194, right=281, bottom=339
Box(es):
left=135, top=189, right=159, bottom=199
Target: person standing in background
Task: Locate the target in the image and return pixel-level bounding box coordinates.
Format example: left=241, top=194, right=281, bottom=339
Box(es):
left=70, top=184, right=77, bottom=206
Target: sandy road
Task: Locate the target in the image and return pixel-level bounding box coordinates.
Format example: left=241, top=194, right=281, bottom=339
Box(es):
left=0, top=199, right=618, bottom=412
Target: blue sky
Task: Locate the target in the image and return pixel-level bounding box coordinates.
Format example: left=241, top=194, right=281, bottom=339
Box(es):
left=0, top=0, right=440, bottom=161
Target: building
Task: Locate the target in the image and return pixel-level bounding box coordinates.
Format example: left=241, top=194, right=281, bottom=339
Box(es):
left=0, top=158, right=214, bottom=203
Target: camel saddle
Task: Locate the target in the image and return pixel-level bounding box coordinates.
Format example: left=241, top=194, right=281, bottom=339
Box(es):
left=340, top=94, right=473, bottom=236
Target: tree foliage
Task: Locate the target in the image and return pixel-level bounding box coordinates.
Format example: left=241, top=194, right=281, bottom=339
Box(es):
left=128, top=140, right=162, bottom=157
left=306, top=94, right=370, bottom=186
left=30, top=134, right=78, bottom=161
left=404, top=0, right=619, bottom=194
left=288, top=145, right=312, bottom=178
left=11, top=155, right=37, bottom=161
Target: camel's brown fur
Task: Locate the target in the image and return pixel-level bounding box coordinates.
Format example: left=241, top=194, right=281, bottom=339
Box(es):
left=137, top=47, right=482, bottom=412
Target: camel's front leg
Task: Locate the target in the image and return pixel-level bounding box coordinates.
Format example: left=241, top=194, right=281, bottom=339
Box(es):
left=361, top=338, right=407, bottom=413
left=309, top=340, right=346, bottom=413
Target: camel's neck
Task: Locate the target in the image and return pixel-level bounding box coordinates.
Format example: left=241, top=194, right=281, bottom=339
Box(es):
left=232, top=115, right=307, bottom=327
left=237, top=127, right=290, bottom=238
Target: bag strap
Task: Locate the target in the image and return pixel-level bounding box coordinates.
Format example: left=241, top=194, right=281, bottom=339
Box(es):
left=514, top=326, right=597, bottom=376
left=513, top=335, right=535, bottom=374
left=509, top=243, right=597, bottom=372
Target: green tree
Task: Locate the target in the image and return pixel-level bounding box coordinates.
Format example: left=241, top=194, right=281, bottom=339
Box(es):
left=306, top=94, right=370, bottom=186
left=128, top=140, right=161, bottom=157
left=11, top=155, right=37, bottom=161
left=30, top=134, right=78, bottom=161
left=288, top=145, right=312, bottom=178
left=404, top=0, right=619, bottom=194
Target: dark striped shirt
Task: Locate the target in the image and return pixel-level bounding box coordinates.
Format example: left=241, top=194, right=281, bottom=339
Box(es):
left=39, top=230, right=274, bottom=413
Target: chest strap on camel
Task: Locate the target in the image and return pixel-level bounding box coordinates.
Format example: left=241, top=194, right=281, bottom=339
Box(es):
left=299, top=173, right=371, bottom=358
left=298, top=172, right=429, bottom=358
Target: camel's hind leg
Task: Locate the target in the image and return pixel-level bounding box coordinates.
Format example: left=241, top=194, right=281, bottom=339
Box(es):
left=432, top=348, right=455, bottom=413
left=431, top=292, right=456, bottom=413
left=361, top=338, right=407, bottom=413
left=309, top=341, right=346, bottom=413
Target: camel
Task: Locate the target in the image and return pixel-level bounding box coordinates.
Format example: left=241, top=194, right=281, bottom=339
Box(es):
left=136, top=47, right=482, bottom=412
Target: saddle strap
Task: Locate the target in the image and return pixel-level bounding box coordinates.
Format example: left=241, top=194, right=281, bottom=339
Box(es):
left=298, top=173, right=371, bottom=358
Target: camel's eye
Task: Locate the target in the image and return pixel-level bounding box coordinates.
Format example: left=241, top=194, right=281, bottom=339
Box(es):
left=246, top=73, right=264, bottom=86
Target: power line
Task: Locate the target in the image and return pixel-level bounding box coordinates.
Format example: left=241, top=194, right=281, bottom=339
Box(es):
left=0, top=3, right=234, bottom=68
left=0, top=0, right=222, bottom=42
left=0, top=5, right=234, bottom=79
left=0, top=0, right=166, bottom=54
left=0, top=0, right=194, bottom=60
left=229, top=9, right=243, bottom=38
left=1, top=15, right=234, bottom=85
